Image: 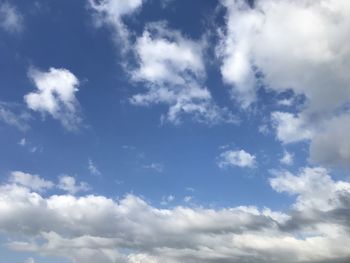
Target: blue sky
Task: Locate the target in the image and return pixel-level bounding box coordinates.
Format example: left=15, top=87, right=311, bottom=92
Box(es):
left=1, top=1, right=350, bottom=262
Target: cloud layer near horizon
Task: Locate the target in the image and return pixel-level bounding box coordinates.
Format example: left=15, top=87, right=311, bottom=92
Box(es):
left=2, top=167, right=350, bottom=263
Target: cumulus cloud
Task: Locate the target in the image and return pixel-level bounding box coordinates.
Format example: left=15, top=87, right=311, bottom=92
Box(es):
left=271, top=112, right=314, bottom=144
left=0, top=167, right=350, bottom=262
left=57, top=175, right=90, bottom=195
left=8, top=171, right=53, bottom=192
left=24, top=67, right=82, bottom=131
left=0, top=2, right=23, bottom=33
left=217, top=149, right=256, bottom=168
left=131, top=23, right=237, bottom=125
left=219, top=0, right=350, bottom=167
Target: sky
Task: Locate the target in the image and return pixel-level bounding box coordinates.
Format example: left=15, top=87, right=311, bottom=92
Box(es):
left=0, top=0, right=350, bottom=262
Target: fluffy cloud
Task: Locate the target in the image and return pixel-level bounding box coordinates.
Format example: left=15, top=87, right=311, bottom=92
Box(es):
left=271, top=112, right=314, bottom=144
left=57, top=175, right=90, bottom=195
left=131, top=23, right=237, bottom=124
left=8, top=171, right=53, bottom=192
left=217, top=149, right=256, bottom=168
left=0, top=2, right=23, bottom=33
left=24, top=67, right=82, bottom=131
left=219, top=0, right=350, bottom=167
left=1, top=168, right=350, bottom=262
left=219, top=0, right=350, bottom=112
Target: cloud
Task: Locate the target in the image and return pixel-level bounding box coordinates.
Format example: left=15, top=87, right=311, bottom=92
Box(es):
left=0, top=102, right=31, bottom=131
left=18, top=138, right=27, bottom=146
left=8, top=171, right=54, bottom=192
left=57, top=175, right=90, bottom=195
left=219, top=0, right=350, bottom=112
left=160, top=195, right=175, bottom=205
left=280, top=151, right=294, bottom=166
left=310, top=114, right=350, bottom=168
left=219, top=0, right=350, bottom=167
left=131, top=23, right=237, bottom=125
left=88, top=0, right=144, bottom=52
left=217, top=149, right=256, bottom=168
left=24, top=67, right=82, bottom=131
left=0, top=167, right=350, bottom=262
left=24, top=258, right=35, bottom=263
left=88, top=159, right=101, bottom=176
left=271, top=112, right=314, bottom=144
left=0, top=2, right=23, bottom=33
left=143, top=162, right=164, bottom=173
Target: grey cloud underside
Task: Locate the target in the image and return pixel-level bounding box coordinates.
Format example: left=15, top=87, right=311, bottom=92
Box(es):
left=2, top=168, right=350, bottom=263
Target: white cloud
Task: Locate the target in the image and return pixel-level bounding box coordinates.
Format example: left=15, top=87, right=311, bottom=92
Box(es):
left=88, top=159, right=101, bottom=176
left=219, top=0, right=350, bottom=167
left=280, top=151, right=294, bottom=166
left=88, top=0, right=144, bottom=53
left=0, top=102, right=31, bottom=131
left=278, top=98, right=294, bottom=107
left=0, top=2, right=23, bottom=33
left=271, top=112, right=314, bottom=144
left=24, top=67, right=82, bottom=131
left=270, top=167, right=350, bottom=212
left=219, top=0, right=350, bottom=113
left=131, top=23, right=237, bottom=125
left=217, top=149, right=256, bottom=168
left=57, top=175, right=89, bottom=195
left=9, top=171, right=53, bottom=192
left=1, top=167, right=350, bottom=262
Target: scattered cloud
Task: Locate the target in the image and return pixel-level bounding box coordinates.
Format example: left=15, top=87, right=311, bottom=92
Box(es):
left=217, top=149, right=256, bottom=168
left=18, top=138, right=27, bottom=146
left=88, top=0, right=144, bottom=53
left=183, top=196, right=193, bottom=203
left=57, top=175, right=89, bottom=195
left=24, top=67, right=82, bottom=131
left=1, top=167, right=350, bottom=262
left=278, top=98, right=294, bottom=107
left=280, top=151, right=294, bottom=166
left=143, top=162, right=163, bottom=173
left=131, top=22, right=237, bottom=125
left=160, top=195, right=175, bottom=205
left=88, top=159, right=101, bottom=176
left=0, top=102, right=31, bottom=131
left=8, top=171, right=53, bottom=192
left=271, top=112, right=314, bottom=144
left=0, top=2, right=23, bottom=33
